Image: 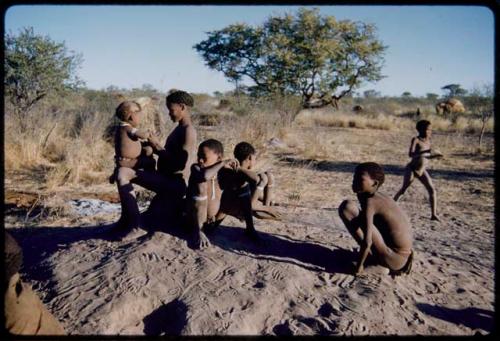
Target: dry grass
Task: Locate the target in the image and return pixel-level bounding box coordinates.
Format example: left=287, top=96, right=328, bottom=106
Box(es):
left=4, top=91, right=495, bottom=221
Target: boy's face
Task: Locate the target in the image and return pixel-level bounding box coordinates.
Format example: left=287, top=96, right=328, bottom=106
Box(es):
left=419, top=125, right=432, bottom=138
left=128, top=108, right=142, bottom=127
left=243, top=154, right=256, bottom=169
left=166, top=102, right=185, bottom=122
left=352, top=171, right=378, bottom=194
left=198, top=146, right=221, bottom=168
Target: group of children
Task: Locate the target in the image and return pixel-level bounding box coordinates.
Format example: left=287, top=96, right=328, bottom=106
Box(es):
left=111, top=91, right=442, bottom=273
left=4, top=90, right=445, bottom=336
left=110, top=92, right=277, bottom=249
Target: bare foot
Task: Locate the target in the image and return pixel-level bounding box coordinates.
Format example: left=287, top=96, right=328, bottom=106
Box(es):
left=190, top=231, right=211, bottom=250
left=430, top=215, right=441, bottom=222
left=120, top=227, right=148, bottom=241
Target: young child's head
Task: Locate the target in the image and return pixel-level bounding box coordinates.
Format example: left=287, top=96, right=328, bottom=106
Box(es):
left=115, top=101, right=142, bottom=126
left=166, top=90, right=194, bottom=123
left=234, top=142, right=256, bottom=169
left=352, top=162, right=385, bottom=194
left=416, top=120, right=431, bottom=138
left=197, top=139, right=223, bottom=168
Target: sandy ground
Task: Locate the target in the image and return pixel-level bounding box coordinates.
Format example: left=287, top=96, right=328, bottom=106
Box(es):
left=4, top=127, right=495, bottom=335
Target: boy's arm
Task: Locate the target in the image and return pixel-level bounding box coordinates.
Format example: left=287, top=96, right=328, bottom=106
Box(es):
left=148, top=134, right=166, bottom=154
left=356, top=201, right=375, bottom=274
left=125, top=126, right=150, bottom=140
left=179, top=125, right=197, bottom=174
left=237, top=168, right=259, bottom=184
left=191, top=160, right=234, bottom=183
left=408, top=137, right=418, bottom=158
left=201, top=161, right=225, bottom=181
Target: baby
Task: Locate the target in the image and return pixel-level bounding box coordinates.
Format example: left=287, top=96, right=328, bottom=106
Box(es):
left=109, top=100, right=156, bottom=183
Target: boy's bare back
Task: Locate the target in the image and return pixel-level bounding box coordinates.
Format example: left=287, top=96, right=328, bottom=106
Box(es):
left=363, top=192, right=413, bottom=253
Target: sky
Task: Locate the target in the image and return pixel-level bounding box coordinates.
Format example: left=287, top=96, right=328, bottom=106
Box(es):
left=4, top=5, right=495, bottom=97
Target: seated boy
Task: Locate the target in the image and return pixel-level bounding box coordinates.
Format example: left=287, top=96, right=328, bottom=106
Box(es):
left=218, top=141, right=281, bottom=220
left=338, top=162, right=414, bottom=277
left=109, top=100, right=156, bottom=184
left=186, top=139, right=259, bottom=250
left=393, top=120, right=443, bottom=221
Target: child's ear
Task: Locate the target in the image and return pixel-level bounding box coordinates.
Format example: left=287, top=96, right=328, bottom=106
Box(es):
left=373, top=180, right=379, bottom=188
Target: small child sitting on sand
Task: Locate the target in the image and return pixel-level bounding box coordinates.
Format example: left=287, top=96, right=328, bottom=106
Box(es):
left=217, top=141, right=281, bottom=220
left=109, top=100, right=156, bottom=183
left=393, top=120, right=443, bottom=221
left=338, top=162, right=414, bottom=277
left=186, top=139, right=259, bottom=250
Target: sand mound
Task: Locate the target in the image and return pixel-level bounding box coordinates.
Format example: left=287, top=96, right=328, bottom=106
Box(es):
left=8, top=201, right=494, bottom=335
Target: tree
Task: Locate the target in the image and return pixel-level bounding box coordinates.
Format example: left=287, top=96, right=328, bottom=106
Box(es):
left=4, top=27, right=83, bottom=132
left=363, top=89, right=381, bottom=98
left=441, top=84, right=467, bottom=98
left=401, top=91, right=412, bottom=98
left=426, top=93, right=439, bottom=101
left=194, top=8, right=386, bottom=109
left=467, top=84, right=494, bottom=152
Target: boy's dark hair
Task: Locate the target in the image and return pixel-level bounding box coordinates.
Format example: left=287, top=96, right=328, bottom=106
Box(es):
left=233, top=142, right=256, bottom=163
left=355, top=162, right=385, bottom=187
left=416, top=120, right=431, bottom=134
left=115, top=101, right=140, bottom=121
left=166, top=90, right=194, bottom=107
left=199, top=139, right=224, bottom=156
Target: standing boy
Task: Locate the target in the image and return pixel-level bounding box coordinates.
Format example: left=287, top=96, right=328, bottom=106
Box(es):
left=393, top=120, right=443, bottom=221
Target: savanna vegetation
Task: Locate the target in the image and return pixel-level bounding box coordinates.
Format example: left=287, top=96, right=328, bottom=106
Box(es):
left=4, top=14, right=494, bottom=223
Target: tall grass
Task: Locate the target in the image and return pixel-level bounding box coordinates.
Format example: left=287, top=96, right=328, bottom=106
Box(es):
left=4, top=90, right=494, bottom=192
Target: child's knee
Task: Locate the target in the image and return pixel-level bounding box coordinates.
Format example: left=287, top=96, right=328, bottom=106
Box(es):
left=142, top=145, right=154, bottom=157
left=258, top=173, right=268, bottom=186
left=429, top=186, right=436, bottom=197
left=116, top=167, right=134, bottom=186
left=265, top=171, right=274, bottom=185
left=339, top=199, right=358, bottom=219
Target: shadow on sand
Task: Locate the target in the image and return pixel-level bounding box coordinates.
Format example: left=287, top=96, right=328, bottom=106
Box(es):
left=206, top=225, right=357, bottom=275
left=143, top=298, right=188, bottom=335
left=278, top=156, right=494, bottom=181
left=7, top=194, right=189, bottom=288
left=416, top=303, right=494, bottom=333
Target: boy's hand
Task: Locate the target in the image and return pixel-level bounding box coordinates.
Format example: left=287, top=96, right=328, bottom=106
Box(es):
left=148, top=134, right=162, bottom=149
left=432, top=149, right=443, bottom=158
left=224, top=158, right=239, bottom=170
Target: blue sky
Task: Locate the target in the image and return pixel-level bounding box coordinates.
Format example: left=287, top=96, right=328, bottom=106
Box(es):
left=5, top=5, right=494, bottom=97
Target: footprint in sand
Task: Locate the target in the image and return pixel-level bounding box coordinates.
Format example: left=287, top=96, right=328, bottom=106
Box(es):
left=141, top=252, right=161, bottom=262
left=270, top=268, right=285, bottom=281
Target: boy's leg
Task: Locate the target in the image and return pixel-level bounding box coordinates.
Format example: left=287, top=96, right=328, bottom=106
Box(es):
left=238, top=185, right=260, bottom=240
left=363, top=222, right=410, bottom=271
left=338, top=200, right=365, bottom=245
left=204, top=210, right=226, bottom=234
left=136, top=154, right=156, bottom=172
left=263, top=171, right=275, bottom=206
left=132, top=170, right=186, bottom=198
left=108, top=167, right=149, bottom=241
left=109, top=166, right=118, bottom=184
left=418, top=170, right=440, bottom=221
left=254, top=173, right=268, bottom=204
left=394, top=167, right=415, bottom=201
